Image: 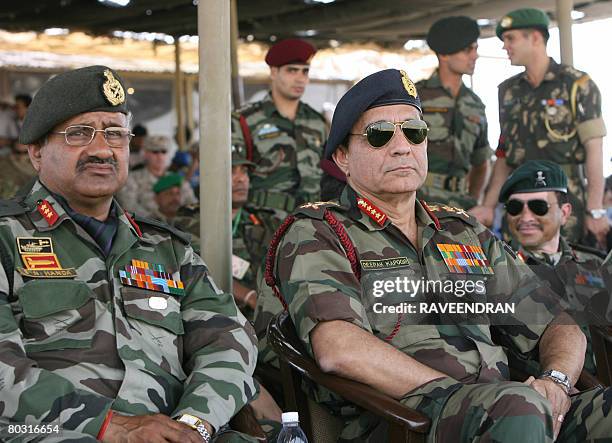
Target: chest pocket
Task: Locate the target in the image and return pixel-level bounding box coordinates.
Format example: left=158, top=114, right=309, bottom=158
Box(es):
left=18, top=280, right=96, bottom=352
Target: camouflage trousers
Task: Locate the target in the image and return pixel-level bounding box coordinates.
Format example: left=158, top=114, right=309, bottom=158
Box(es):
left=401, top=378, right=612, bottom=443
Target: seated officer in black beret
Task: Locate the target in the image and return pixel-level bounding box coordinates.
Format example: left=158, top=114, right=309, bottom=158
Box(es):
left=416, top=16, right=491, bottom=212
left=262, top=68, right=612, bottom=442
left=499, top=160, right=608, bottom=377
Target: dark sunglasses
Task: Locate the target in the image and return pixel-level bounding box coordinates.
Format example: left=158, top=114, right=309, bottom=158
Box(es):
left=350, top=119, right=428, bottom=148
left=505, top=199, right=551, bottom=216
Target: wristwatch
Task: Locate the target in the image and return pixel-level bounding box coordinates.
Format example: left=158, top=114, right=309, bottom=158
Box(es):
left=175, top=414, right=212, bottom=443
left=539, top=369, right=571, bottom=394
left=586, top=208, right=606, bottom=219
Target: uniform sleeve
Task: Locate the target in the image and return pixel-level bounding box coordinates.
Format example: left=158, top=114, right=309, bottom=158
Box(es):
left=172, top=244, right=257, bottom=431
left=275, top=217, right=371, bottom=354
left=481, top=229, right=563, bottom=355
left=496, top=84, right=509, bottom=157
left=469, top=112, right=492, bottom=166
left=0, top=239, right=113, bottom=437
left=575, top=75, right=607, bottom=142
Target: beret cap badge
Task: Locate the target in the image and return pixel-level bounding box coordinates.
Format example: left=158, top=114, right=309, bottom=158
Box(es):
left=500, top=16, right=513, bottom=28
left=400, top=70, right=417, bottom=99
left=103, top=69, right=125, bottom=106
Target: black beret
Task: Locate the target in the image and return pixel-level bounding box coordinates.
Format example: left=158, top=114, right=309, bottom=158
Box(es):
left=427, top=16, right=480, bottom=55
left=324, top=69, right=421, bottom=159
left=20, top=65, right=129, bottom=144
left=496, top=8, right=550, bottom=40
left=499, top=160, right=568, bottom=203
left=265, top=38, right=316, bottom=67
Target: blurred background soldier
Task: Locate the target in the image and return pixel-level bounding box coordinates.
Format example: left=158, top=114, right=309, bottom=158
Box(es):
left=417, top=16, right=491, bottom=210
left=128, top=122, right=147, bottom=169
left=231, top=38, right=327, bottom=212
left=471, top=8, right=608, bottom=249
left=151, top=173, right=184, bottom=225
left=500, top=160, right=606, bottom=376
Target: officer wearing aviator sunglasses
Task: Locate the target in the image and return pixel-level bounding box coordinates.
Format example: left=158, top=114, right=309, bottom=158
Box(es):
left=500, top=160, right=607, bottom=377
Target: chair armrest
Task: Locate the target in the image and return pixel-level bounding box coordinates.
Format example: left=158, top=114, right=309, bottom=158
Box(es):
left=228, top=404, right=267, bottom=441
left=268, top=312, right=430, bottom=433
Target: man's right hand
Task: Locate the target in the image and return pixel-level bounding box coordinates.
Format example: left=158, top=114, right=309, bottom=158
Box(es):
left=468, top=205, right=495, bottom=227
left=102, top=413, right=204, bottom=443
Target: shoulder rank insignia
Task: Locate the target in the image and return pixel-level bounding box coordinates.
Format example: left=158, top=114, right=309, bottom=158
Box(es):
left=119, top=259, right=185, bottom=296
left=436, top=243, right=494, bottom=275
left=16, top=237, right=76, bottom=278
left=102, top=69, right=125, bottom=106
left=423, top=202, right=476, bottom=226
left=356, top=196, right=387, bottom=226
left=400, top=70, right=418, bottom=99
left=295, top=201, right=341, bottom=220
left=37, top=199, right=59, bottom=226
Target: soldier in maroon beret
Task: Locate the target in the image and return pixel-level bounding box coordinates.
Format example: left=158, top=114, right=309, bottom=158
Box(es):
left=231, top=38, right=327, bottom=213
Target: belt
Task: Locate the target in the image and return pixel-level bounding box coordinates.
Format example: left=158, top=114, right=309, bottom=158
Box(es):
left=250, top=189, right=297, bottom=212
left=423, top=173, right=467, bottom=193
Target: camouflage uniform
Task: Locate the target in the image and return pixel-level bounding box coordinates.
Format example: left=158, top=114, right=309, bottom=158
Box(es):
left=0, top=154, right=36, bottom=199
left=267, top=185, right=612, bottom=442
left=175, top=203, right=284, bottom=320
left=231, top=93, right=327, bottom=212
left=497, top=58, right=607, bottom=242
left=117, top=167, right=197, bottom=219
left=0, top=180, right=258, bottom=441
left=507, top=237, right=605, bottom=376
left=416, top=71, right=491, bottom=210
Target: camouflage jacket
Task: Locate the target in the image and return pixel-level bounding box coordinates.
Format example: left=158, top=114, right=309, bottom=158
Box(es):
left=416, top=71, right=490, bottom=176
left=116, top=168, right=197, bottom=219
left=269, top=186, right=563, bottom=438
left=0, top=154, right=36, bottom=200
left=497, top=57, right=606, bottom=168
left=0, top=181, right=257, bottom=437
left=509, top=237, right=605, bottom=375
left=231, top=93, right=327, bottom=206
left=175, top=203, right=285, bottom=291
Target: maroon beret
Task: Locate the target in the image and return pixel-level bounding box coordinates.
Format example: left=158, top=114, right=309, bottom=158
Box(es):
left=265, top=39, right=316, bottom=67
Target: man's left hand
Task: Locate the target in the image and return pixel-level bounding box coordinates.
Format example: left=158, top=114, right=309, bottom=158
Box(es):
left=585, top=215, right=609, bottom=249
left=524, top=376, right=570, bottom=440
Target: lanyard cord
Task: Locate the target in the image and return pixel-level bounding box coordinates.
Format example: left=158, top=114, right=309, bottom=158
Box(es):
left=232, top=207, right=243, bottom=237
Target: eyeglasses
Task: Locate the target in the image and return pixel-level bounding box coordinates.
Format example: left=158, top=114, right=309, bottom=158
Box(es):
left=350, top=119, right=428, bottom=148
left=505, top=199, right=551, bottom=216
left=52, top=125, right=133, bottom=147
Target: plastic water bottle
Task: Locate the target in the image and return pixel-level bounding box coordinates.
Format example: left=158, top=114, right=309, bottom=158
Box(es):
left=276, top=411, right=308, bottom=443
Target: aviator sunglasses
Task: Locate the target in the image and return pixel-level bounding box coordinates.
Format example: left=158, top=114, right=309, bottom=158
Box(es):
left=505, top=199, right=551, bottom=216
left=350, top=119, right=429, bottom=148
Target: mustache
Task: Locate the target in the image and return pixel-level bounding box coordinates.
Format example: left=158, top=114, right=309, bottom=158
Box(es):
left=76, top=156, right=117, bottom=172
left=516, top=221, right=542, bottom=230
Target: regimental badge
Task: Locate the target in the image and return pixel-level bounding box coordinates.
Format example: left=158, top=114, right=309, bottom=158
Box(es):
left=436, top=243, right=494, bottom=275
left=535, top=171, right=547, bottom=187
left=500, top=16, right=513, bottom=28
left=356, top=196, right=387, bottom=226
left=16, top=237, right=76, bottom=278
left=400, top=70, right=418, bottom=99
left=102, top=69, right=125, bottom=106
left=119, top=259, right=185, bottom=296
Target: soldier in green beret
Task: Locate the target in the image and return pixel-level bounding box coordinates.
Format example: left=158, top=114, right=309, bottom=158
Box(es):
left=499, top=160, right=607, bottom=377
left=416, top=16, right=491, bottom=210
left=231, top=38, right=328, bottom=213
left=0, top=65, right=257, bottom=442
left=151, top=173, right=184, bottom=224
left=471, top=7, right=609, bottom=249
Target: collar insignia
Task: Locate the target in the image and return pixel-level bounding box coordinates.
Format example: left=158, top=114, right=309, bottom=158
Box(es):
left=103, top=69, right=125, bottom=106
left=37, top=199, right=59, bottom=226
left=400, top=70, right=418, bottom=99
left=356, top=196, right=387, bottom=226
left=436, top=243, right=494, bottom=275
left=119, top=259, right=185, bottom=296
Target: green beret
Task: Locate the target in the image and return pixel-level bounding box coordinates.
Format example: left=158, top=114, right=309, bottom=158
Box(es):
left=231, top=144, right=255, bottom=167
left=427, top=16, right=480, bottom=55
left=499, top=160, right=568, bottom=202
left=20, top=65, right=129, bottom=144
left=496, top=8, right=550, bottom=40
left=153, top=173, right=183, bottom=194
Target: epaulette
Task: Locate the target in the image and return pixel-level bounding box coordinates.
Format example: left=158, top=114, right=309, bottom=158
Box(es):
left=301, top=102, right=327, bottom=122
left=293, top=201, right=343, bottom=220
left=569, top=242, right=607, bottom=260
left=233, top=101, right=263, bottom=119
left=177, top=203, right=200, bottom=217
left=0, top=198, right=29, bottom=218
left=421, top=201, right=478, bottom=227
left=132, top=213, right=191, bottom=245
left=559, top=64, right=589, bottom=81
